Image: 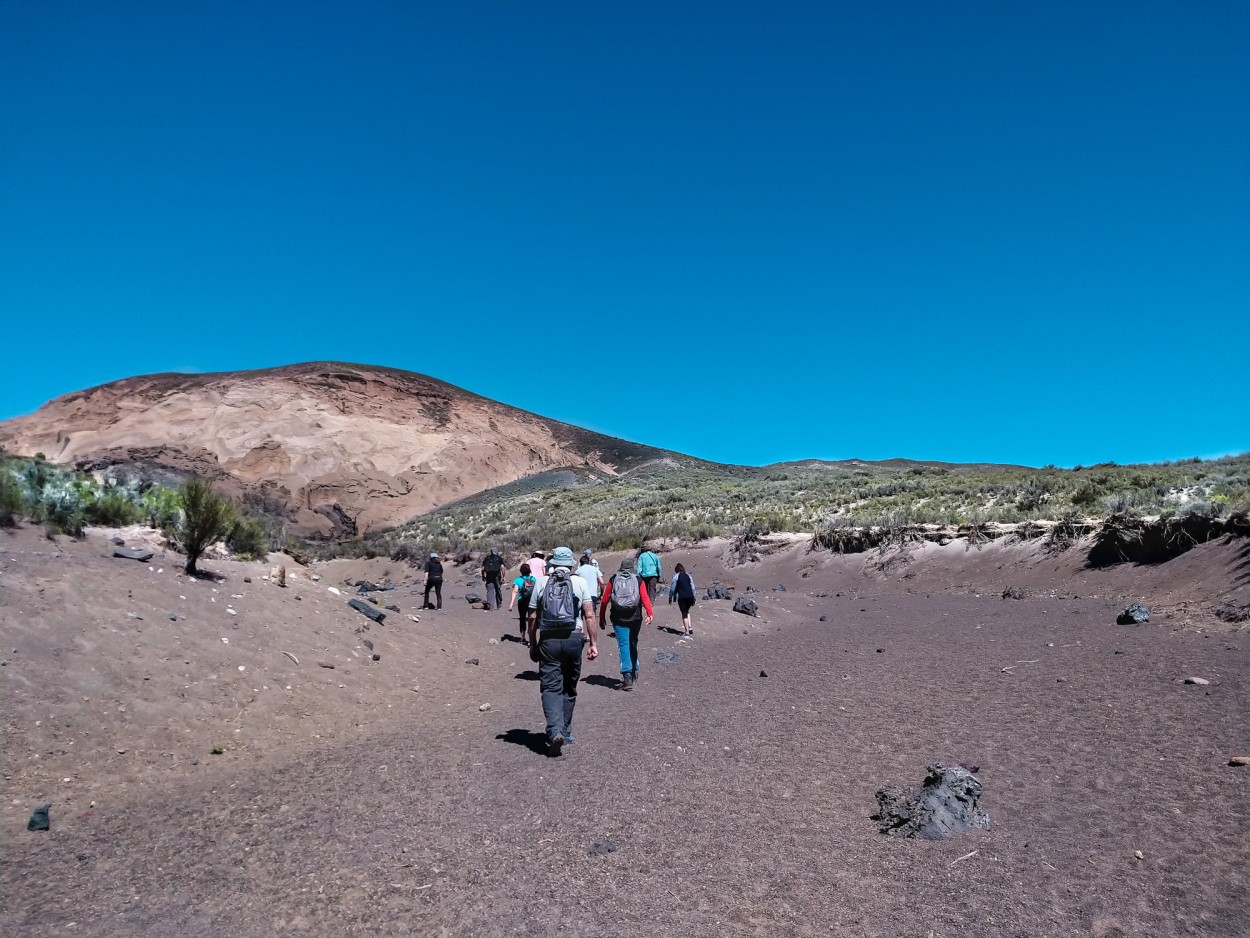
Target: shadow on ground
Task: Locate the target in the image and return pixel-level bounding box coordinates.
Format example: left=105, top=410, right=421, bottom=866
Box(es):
left=495, top=728, right=549, bottom=756
left=582, top=674, right=622, bottom=690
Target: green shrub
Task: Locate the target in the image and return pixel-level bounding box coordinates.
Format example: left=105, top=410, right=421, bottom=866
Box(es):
left=0, top=470, right=22, bottom=526
left=227, top=515, right=271, bottom=561
left=84, top=487, right=142, bottom=527
left=179, top=479, right=235, bottom=575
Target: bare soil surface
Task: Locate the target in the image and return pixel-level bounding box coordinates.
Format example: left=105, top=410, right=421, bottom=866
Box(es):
left=2, top=526, right=1247, bottom=937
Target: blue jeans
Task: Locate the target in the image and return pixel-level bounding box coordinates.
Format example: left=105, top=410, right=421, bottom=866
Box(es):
left=612, top=619, right=642, bottom=676
left=537, top=632, right=583, bottom=741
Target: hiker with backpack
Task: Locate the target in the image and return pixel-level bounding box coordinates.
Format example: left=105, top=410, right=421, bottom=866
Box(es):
left=668, top=562, right=697, bottom=637
left=576, top=553, right=605, bottom=616
left=508, top=562, right=536, bottom=642
left=526, top=547, right=599, bottom=756
left=599, top=558, right=654, bottom=691
left=422, top=552, right=444, bottom=610
left=481, top=548, right=506, bottom=610
left=636, top=546, right=662, bottom=605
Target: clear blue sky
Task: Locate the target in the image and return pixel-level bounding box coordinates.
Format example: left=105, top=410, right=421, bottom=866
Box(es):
left=2, top=1, right=1246, bottom=468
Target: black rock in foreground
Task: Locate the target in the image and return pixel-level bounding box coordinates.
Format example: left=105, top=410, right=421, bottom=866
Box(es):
left=873, top=764, right=991, bottom=840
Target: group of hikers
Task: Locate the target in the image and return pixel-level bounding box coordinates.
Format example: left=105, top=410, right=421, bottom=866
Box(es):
left=419, top=544, right=699, bottom=756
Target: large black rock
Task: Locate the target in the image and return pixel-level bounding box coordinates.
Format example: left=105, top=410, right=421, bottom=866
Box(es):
left=1116, top=602, right=1150, bottom=625
left=465, top=591, right=483, bottom=605
left=874, top=764, right=991, bottom=840
left=706, top=584, right=733, bottom=600
left=348, top=599, right=386, bottom=623
left=355, top=580, right=395, bottom=593
left=732, top=597, right=758, bottom=617
left=113, top=548, right=154, bottom=563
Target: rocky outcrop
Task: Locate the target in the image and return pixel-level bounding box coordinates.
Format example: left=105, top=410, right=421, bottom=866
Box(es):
left=0, top=363, right=670, bottom=537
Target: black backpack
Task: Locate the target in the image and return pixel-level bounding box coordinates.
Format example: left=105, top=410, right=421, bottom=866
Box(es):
left=518, top=575, right=536, bottom=606
left=482, top=553, right=502, bottom=575
left=426, top=560, right=443, bottom=582
left=539, top=569, right=578, bottom=630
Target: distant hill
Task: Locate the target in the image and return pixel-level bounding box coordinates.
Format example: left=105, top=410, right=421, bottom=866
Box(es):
left=0, top=363, right=676, bottom=536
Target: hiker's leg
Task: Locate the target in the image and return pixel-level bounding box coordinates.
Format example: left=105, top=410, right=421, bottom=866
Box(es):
left=613, top=623, right=632, bottom=674
left=537, top=636, right=566, bottom=739
left=423, top=583, right=434, bottom=608
left=434, top=582, right=442, bottom=608
left=518, top=604, right=528, bottom=637
left=628, top=621, right=642, bottom=677
left=562, top=636, right=582, bottom=733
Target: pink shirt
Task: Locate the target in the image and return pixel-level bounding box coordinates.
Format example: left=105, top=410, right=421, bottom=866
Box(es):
left=528, top=557, right=546, bottom=577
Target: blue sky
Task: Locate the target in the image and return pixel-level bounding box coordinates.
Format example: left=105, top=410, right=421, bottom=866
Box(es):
left=2, top=1, right=1246, bottom=468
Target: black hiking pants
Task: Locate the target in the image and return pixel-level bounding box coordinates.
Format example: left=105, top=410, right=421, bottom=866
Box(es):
left=423, top=580, right=442, bottom=609
left=537, top=630, right=583, bottom=743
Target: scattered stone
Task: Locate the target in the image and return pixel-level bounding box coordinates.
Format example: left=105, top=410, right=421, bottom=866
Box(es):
left=759, top=670, right=768, bottom=678
left=655, top=650, right=678, bottom=665
left=348, top=599, right=386, bottom=623
left=283, top=651, right=300, bottom=665
left=876, top=648, right=884, bottom=654
left=1001, top=586, right=1028, bottom=600
left=819, top=615, right=828, bottom=622
left=466, top=658, right=479, bottom=666
left=362, top=639, right=374, bottom=651
left=243, top=577, right=252, bottom=583
left=488, top=638, right=500, bottom=645
left=327, top=586, right=341, bottom=596
left=478, top=703, right=491, bottom=712
left=385, top=604, right=400, bottom=612
left=733, top=597, right=758, bottom=617
left=168, top=614, right=178, bottom=622
left=706, top=584, right=733, bottom=600
left=771, top=584, right=787, bottom=592
left=873, top=765, right=991, bottom=840
left=355, top=579, right=395, bottom=593
left=111, top=536, right=125, bottom=546
left=1228, top=757, right=1249, bottom=767
left=271, top=565, right=287, bottom=588
left=465, top=591, right=483, bottom=605
left=27, top=805, right=50, bottom=832
left=1183, top=677, right=1210, bottom=686
left=113, top=548, right=154, bottom=563
left=1117, top=603, right=1150, bottom=625
left=371, top=653, right=381, bottom=662
left=745, top=586, right=759, bottom=594
left=589, top=841, right=617, bottom=856
left=318, top=662, right=336, bottom=669
left=938, top=537, right=952, bottom=546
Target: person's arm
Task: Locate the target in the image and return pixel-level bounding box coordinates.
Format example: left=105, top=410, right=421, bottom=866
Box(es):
left=508, top=580, right=518, bottom=611
left=598, top=580, right=612, bottom=629
left=668, top=574, right=678, bottom=602
left=582, top=600, right=598, bottom=659
left=641, top=584, right=654, bottom=625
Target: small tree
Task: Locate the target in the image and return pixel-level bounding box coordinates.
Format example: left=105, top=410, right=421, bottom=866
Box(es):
left=180, top=478, right=234, bottom=575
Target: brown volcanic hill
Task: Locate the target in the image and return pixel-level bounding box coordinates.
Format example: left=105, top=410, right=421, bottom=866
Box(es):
left=0, top=362, right=671, bottom=536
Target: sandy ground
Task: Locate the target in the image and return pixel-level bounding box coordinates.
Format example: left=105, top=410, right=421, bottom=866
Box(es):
left=1, top=526, right=1247, bottom=937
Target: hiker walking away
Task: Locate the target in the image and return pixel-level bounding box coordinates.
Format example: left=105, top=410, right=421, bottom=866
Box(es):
left=581, top=549, right=600, bottom=572
left=481, top=548, right=506, bottom=610
left=508, top=562, right=536, bottom=642
left=527, top=551, right=547, bottom=578
left=636, top=546, right=662, bottom=605
left=422, top=552, right=444, bottom=610
left=576, top=552, right=605, bottom=617
left=527, top=547, right=598, bottom=755
left=669, top=562, right=697, bottom=637
left=599, top=558, right=654, bottom=691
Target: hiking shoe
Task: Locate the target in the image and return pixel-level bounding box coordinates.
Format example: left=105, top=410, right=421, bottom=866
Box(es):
left=563, top=732, right=576, bottom=745
left=621, top=673, right=634, bottom=691
left=547, top=734, right=564, bottom=757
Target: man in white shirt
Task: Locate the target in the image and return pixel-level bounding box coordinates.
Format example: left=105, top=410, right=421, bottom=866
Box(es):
left=527, top=546, right=598, bottom=756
